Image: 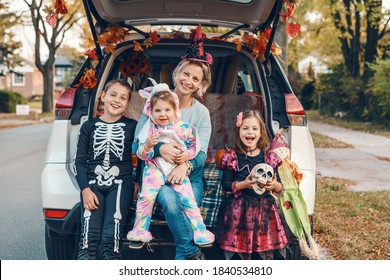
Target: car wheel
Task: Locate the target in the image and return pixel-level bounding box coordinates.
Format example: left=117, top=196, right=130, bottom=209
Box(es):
left=45, top=225, right=77, bottom=260
left=286, top=241, right=308, bottom=260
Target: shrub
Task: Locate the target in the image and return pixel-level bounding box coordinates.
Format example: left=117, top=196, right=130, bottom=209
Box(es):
left=368, top=58, right=390, bottom=123
left=315, top=64, right=365, bottom=120
left=0, top=90, right=28, bottom=113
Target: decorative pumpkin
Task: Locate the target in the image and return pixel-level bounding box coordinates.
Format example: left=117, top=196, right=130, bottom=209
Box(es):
left=131, top=153, right=138, bottom=168
left=215, top=146, right=227, bottom=169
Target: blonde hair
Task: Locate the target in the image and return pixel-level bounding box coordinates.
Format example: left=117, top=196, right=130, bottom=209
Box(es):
left=172, top=60, right=212, bottom=98
left=234, top=110, right=269, bottom=154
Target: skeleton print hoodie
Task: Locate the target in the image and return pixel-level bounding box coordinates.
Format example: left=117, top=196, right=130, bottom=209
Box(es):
left=73, top=116, right=137, bottom=191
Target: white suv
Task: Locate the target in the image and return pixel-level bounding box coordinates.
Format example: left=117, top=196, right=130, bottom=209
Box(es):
left=41, top=0, right=316, bottom=260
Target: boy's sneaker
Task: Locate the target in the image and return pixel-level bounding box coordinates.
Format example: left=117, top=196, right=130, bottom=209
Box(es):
left=128, top=241, right=144, bottom=249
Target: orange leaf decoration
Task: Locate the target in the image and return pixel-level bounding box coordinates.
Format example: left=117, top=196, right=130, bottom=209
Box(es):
left=143, top=38, right=153, bottom=49
left=85, top=49, right=98, bottom=61
left=104, top=43, right=117, bottom=54
left=79, top=69, right=97, bottom=89
left=97, top=26, right=129, bottom=54
left=263, top=27, right=272, bottom=40
left=45, top=13, right=57, bottom=27
left=149, top=31, right=161, bottom=45
left=97, top=33, right=109, bottom=46
left=54, top=0, right=68, bottom=14
left=280, top=3, right=295, bottom=23
left=271, top=42, right=282, bottom=56
left=232, top=38, right=242, bottom=52
left=133, top=41, right=143, bottom=52
left=286, top=22, right=301, bottom=37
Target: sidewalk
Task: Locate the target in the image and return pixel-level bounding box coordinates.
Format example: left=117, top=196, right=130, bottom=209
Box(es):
left=0, top=112, right=53, bottom=131
left=309, top=121, right=390, bottom=191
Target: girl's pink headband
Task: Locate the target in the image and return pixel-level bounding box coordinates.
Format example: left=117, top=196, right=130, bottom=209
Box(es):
left=236, top=112, right=243, bottom=127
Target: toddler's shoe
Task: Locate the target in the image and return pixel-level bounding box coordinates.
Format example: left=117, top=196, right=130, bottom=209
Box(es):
left=126, top=228, right=153, bottom=245
left=194, top=229, right=215, bottom=248
left=128, top=241, right=145, bottom=249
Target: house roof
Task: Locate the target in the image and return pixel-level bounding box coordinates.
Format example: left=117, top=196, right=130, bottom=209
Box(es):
left=13, top=60, right=36, bottom=74
left=54, top=55, right=72, bottom=67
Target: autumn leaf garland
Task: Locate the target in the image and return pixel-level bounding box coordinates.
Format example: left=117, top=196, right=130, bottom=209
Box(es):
left=44, top=0, right=301, bottom=89
left=281, top=0, right=301, bottom=38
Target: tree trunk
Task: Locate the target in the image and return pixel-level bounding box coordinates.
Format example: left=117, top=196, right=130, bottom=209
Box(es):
left=42, top=61, right=54, bottom=113
left=363, top=0, right=382, bottom=82
left=331, top=0, right=361, bottom=78
left=42, top=66, right=54, bottom=113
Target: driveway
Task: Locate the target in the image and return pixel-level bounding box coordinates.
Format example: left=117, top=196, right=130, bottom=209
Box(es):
left=309, top=121, right=390, bottom=192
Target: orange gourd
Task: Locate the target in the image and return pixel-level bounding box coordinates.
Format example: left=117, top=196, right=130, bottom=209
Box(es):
left=215, top=147, right=227, bottom=169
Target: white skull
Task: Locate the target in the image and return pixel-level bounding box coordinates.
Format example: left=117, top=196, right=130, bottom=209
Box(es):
left=250, top=163, right=274, bottom=195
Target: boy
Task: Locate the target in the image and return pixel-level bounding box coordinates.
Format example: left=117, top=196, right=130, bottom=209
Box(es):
left=73, top=78, right=137, bottom=259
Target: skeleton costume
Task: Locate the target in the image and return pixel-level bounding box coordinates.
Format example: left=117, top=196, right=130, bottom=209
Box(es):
left=126, top=82, right=215, bottom=246
left=74, top=116, right=137, bottom=260
left=216, top=148, right=288, bottom=260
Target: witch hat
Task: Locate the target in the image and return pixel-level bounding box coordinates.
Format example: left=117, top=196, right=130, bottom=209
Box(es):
left=181, top=24, right=213, bottom=65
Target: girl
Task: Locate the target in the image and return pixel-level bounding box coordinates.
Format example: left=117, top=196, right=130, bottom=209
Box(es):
left=127, top=83, right=214, bottom=248
left=217, top=110, right=288, bottom=260
left=73, top=78, right=137, bottom=260
left=133, top=24, right=213, bottom=260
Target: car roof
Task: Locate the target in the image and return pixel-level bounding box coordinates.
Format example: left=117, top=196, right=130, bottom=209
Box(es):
left=89, top=0, right=278, bottom=31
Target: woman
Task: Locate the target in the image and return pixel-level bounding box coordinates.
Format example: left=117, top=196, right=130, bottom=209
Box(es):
left=133, top=24, right=212, bottom=259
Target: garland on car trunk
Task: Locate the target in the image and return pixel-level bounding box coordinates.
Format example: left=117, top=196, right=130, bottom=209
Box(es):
left=44, top=0, right=301, bottom=89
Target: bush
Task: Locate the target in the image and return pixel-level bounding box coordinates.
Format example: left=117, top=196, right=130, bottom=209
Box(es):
left=300, top=80, right=315, bottom=110
left=368, top=58, right=390, bottom=123
left=315, top=64, right=365, bottom=120
left=0, top=90, right=28, bottom=113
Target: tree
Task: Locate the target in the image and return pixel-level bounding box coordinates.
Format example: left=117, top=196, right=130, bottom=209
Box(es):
left=22, top=0, right=84, bottom=113
left=0, top=1, right=23, bottom=68
left=330, top=0, right=389, bottom=81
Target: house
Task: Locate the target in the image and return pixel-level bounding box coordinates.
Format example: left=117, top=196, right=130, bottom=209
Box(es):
left=54, top=55, right=73, bottom=101
left=0, top=55, right=73, bottom=101
left=54, top=55, right=72, bottom=86
left=298, top=55, right=330, bottom=78
left=0, top=59, right=43, bottom=100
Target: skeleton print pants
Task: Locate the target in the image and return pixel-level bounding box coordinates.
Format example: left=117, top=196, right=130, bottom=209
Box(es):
left=132, top=164, right=207, bottom=237
left=78, top=179, right=133, bottom=260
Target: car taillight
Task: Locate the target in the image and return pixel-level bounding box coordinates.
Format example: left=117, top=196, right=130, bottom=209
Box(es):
left=55, top=87, right=76, bottom=120
left=285, top=93, right=307, bottom=126
left=43, top=209, right=69, bottom=219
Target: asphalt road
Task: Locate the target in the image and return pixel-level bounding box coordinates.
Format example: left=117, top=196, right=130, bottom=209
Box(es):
left=0, top=123, right=52, bottom=260
left=309, top=121, right=390, bottom=191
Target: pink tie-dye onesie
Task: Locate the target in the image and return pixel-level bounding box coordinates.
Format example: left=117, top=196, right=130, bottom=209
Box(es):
left=127, top=121, right=214, bottom=246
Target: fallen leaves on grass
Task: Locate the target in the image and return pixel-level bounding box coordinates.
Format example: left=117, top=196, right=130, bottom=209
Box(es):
left=314, top=176, right=390, bottom=260
left=311, top=132, right=353, bottom=149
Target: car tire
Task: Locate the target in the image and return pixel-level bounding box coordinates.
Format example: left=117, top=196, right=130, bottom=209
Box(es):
left=286, top=241, right=308, bottom=260
left=284, top=216, right=313, bottom=260
left=45, top=225, right=77, bottom=260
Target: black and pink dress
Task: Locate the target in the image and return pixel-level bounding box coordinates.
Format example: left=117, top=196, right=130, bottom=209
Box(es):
left=217, top=149, right=288, bottom=258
